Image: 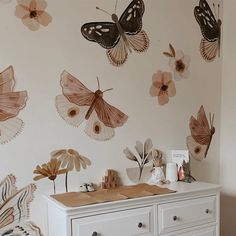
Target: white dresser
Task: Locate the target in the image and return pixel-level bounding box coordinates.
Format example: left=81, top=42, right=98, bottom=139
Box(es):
left=46, top=182, right=220, bottom=236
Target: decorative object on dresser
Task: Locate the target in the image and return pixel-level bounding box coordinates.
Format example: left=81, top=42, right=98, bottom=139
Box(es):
left=47, top=182, right=220, bottom=236
left=101, top=169, right=120, bottom=189
left=124, top=138, right=154, bottom=183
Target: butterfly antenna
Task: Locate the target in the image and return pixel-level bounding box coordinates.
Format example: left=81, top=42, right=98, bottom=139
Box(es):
left=96, top=6, right=112, bottom=17
left=96, top=76, right=100, bottom=90
left=103, top=88, right=114, bottom=93
left=218, top=4, right=220, bottom=20
left=212, top=113, right=215, bottom=127
left=115, top=0, right=118, bottom=14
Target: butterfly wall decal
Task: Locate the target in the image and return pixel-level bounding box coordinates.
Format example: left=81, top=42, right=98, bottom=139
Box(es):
left=194, top=0, right=221, bottom=61
left=55, top=70, right=128, bottom=141
left=0, top=66, right=28, bottom=144
left=186, top=106, right=215, bottom=161
left=0, top=174, right=42, bottom=236
left=81, top=0, right=150, bottom=67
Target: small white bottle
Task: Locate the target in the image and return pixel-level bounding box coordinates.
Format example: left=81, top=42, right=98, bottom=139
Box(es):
left=165, top=162, right=178, bottom=182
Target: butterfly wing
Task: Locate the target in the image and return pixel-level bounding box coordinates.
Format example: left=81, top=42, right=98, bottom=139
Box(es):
left=60, top=70, right=95, bottom=106
left=0, top=175, right=17, bottom=207
left=94, top=97, right=128, bottom=128
left=200, top=38, right=218, bottom=61
left=119, top=0, right=145, bottom=35
left=106, top=36, right=128, bottom=66
left=0, top=184, right=36, bottom=231
left=189, top=106, right=211, bottom=145
left=194, top=0, right=220, bottom=42
left=55, top=95, right=90, bottom=127
left=81, top=22, right=120, bottom=49
left=84, top=111, right=114, bottom=141
left=126, top=30, right=149, bottom=52
left=0, top=91, right=28, bottom=121
left=1, top=222, right=42, bottom=236
left=186, top=136, right=208, bottom=161
left=0, top=66, right=15, bottom=94
left=0, top=117, right=25, bottom=144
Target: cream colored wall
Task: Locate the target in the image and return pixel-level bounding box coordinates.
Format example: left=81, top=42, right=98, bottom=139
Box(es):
left=0, top=0, right=222, bottom=234
left=220, top=0, right=236, bottom=235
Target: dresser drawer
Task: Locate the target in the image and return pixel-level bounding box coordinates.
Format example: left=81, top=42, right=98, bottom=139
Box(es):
left=72, top=207, right=153, bottom=236
left=158, top=196, right=216, bottom=234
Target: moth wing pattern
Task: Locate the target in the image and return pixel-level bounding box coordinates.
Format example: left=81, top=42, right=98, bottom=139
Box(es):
left=0, top=184, right=36, bottom=231
left=55, top=94, right=90, bottom=127
left=119, top=0, right=145, bottom=35
left=81, top=22, right=120, bottom=49
left=186, top=136, right=208, bottom=161
left=0, top=66, right=15, bottom=93
left=84, top=111, right=115, bottom=141
left=94, top=97, right=128, bottom=128
left=0, top=117, right=25, bottom=144
left=0, top=175, right=17, bottom=207
left=60, top=70, right=95, bottom=106
left=189, top=106, right=211, bottom=145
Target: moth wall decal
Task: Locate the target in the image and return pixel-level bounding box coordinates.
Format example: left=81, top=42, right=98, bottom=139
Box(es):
left=0, top=66, right=28, bottom=144
left=0, top=174, right=42, bottom=236
left=56, top=70, right=128, bottom=141
left=194, top=0, right=221, bottom=61
left=81, top=0, right=150, bottom=67
left=186, top=105, right=215, bottom=161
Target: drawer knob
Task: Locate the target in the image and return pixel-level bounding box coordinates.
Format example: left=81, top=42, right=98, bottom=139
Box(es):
left=92, top=232, right=98, bottom=236
left=173, top=216, right=178, bottom=221
left=205, top=209, right=210, bottom=214
left=138, top=222, right=143, bottom=228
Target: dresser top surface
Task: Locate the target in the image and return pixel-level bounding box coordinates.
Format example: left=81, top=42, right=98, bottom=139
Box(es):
left=46, top=181, right=220, bottom=213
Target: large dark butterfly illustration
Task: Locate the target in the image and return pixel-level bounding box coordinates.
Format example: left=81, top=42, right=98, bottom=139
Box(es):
left=0, top=66, right=28, bottom=144
left=56, top=70, right=128, bottom=141
left=186, top=106, right=215, bottom=161
left=81, top=0, right=150, bottom=67
left=194, top=0, right=221, bottom=61
left=0, top=174, right=42, bottom=236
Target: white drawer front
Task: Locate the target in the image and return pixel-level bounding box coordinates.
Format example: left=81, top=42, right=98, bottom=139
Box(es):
left=158, top=196, right=216, bottom=234
left=72, top=207, right=153, bottom=236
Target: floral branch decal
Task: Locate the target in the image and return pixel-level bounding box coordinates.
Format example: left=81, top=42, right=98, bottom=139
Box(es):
left=15, top=0, right=52, bottom=31
left=33, top=158, right=68, bottom=194
left=51, top=149, right=92, bottom=192
left=163, top=43, right=191, bottom=81
left=150, top=70, right=176, bottom=105
left=124, top=138, right=154, bottom=180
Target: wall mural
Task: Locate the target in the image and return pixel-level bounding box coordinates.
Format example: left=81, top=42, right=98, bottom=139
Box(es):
left=0, top=66, right=28, bottom=144
left=81, top=0, right=149, bottom=67
left=55, top=70, right=128, bottom=141
left=163, top=43, right=191, bottom=81
left=15, top=0, right=52, bottom=31
left=149, top=70, right=176, bottom=106
left=194, top=0, right=221, bottom=62
left=0, top=174, right=42, bottom=236
left=186, top=105, right=215, bottom=161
